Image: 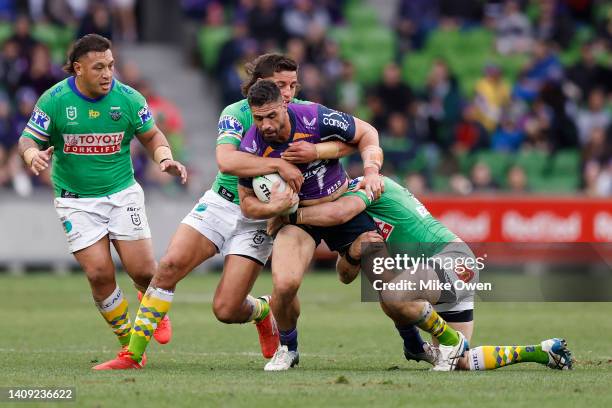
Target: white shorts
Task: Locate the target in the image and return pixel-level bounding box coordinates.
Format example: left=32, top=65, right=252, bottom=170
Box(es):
left=54, top=183, right=151, bottom=253
left=432, top=241, right=477, bottom=313
left=181, top=189, right=272, bottom=265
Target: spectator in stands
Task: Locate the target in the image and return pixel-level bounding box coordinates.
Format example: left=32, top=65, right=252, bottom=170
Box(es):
left=449, top=173, right=473, bottom=195
left=0, top=39, right=27, bottom=98
left=453, top=103, right=489, bottom=153
left=404, top=172, right=428, bottom=196
left=566, top=42, right=612, bottom=102
left=425, top=58, right=462, bottom=149
left=533, top=0, right=574, bottom=49
left=285, top=37, right=307, bottom=65
left=583, top=159, right=612, bottom=197
left=216, top=19, right=250, bottom=76
left=380, top=112, right=420, bottom=173
left=373, top=62, right=413, bottom=116
left=495, top=0, right=532, bottom=55
left=111, top=0, right=138, bottom=42
left=581, top=127, right=610, bottom=165
left=283, top=0, right=331, bottom=39
left=304, top=22, right=327, bottom=66
left=395, top=0, right=440, bottom=52
left=523, top=97, right=553, bottom=150
left=318, top=39, right=343, bottom=84
left=248, top=0, right=285, bottom=46
left=78, top=1, right=114, bottom=40
left=17, top=44, right=62, bottom=97
left=298, top=63, right=334, bottom=105
left=506, top=164, right=529, bottom=192
left=336, top=60, right=362, bottom=115
left=491, top=112, right=525, bottom=152
left=576, top=88, right=610, bottom=146
left=42, top=0, right=78, bottom=26
left=8, top=14, right=39, bottom=61
left=474, top=63, right=511, bottom=133
left=364, top=93, right=387, bottom=133
left=471, top=161, right=499, bottom=192
left=513, top=40, right=563, bottom=102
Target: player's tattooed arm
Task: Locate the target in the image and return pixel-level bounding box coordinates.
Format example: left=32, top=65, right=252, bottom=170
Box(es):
left=238, top=183, right=298, bottom=220
left=18, top=136, right=54, bottom=176
left=136, top=125, right=187, bottom=184
left=217, top=144, right=304, bottom=193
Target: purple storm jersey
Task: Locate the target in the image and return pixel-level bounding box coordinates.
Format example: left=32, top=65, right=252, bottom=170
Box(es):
left=239, top=103, right=357, bottom=200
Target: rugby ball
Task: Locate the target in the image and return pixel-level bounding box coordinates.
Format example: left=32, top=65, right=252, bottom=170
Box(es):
left=253, top=173, right=299, bottom=214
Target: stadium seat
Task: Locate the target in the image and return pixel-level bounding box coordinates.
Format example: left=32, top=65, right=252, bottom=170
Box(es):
left=345, top=4, right=379, bottom=26
left=514, top=150, right=551, bottom=179
left=551, top=149, right=581, bottom=176
left=401, top=53, right=433, bottom=88
left=0, top=22, right=12, bottom=45
left=473, top=151, right=513, bottom=184
left=197, top=25, right=232, bottom=72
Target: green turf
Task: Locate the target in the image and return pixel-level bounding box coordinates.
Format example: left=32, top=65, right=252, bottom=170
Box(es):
left=1, top=273, right=611, bottom=408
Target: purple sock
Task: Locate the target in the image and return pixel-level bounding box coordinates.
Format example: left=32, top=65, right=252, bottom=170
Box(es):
left=396, top=324, right=425, bottom=354
left=279, top=328, right=298, bottom=352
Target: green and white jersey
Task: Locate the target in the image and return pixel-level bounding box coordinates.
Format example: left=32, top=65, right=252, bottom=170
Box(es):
left=344, top=177, right=457, bottom=256
left=22, top=77, right=155, bottom=197
left=212, top=97, right=310, bottom=204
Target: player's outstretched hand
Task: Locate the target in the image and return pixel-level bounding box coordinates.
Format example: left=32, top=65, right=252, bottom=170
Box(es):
left=276, top=160, right=304, bottom=193
left=160, top=159, right=188, bottom=184
left=269, top=182, right=299, bottom=214
left=30, top=146, right=54, bottom=176
left=360, top=172, right=384, bottom=201
left=281, top=141, right=317, bottom=164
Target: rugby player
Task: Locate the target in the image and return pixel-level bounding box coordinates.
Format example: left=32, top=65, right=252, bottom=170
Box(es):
left=18, top=34, right=186, bottom=364
left=237, top=80, right=385, bottom=371
left=271, top=175, right=573, bottom=371
left=93, top=54, right=354, bottom=370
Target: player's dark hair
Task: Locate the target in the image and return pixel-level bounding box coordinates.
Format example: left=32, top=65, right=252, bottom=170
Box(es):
left=247, top=80, right=282, bottom=107
left=241, top=53, right=299, bottom=96
left=63, top=34, right=112, bottom=74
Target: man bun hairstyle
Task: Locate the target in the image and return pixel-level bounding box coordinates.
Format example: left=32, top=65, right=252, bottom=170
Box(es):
left=63, top=34, right=112, bottom=74
left=241, top=53, right=299, bottom=96
left=247, top=80, right=282, bottom=108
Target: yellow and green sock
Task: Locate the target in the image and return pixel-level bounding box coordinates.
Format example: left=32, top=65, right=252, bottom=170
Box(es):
left=128, top=286, right=174, bottom=362
left=246, top=295, right=270, bottom=323
left=415, top=303, right=460, bottom=347
left=95, top=286, right=131, bottom=347
left=468, top=345, right=549, bottom=370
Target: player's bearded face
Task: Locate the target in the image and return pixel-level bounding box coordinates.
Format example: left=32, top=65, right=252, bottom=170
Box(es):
left=253, top=101, right=287, bottom=142
left=74, top=50, right=114, bottom=97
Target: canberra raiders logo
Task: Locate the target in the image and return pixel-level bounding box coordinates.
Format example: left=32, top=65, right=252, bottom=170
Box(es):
left=109, top=107, right=122, bottom=121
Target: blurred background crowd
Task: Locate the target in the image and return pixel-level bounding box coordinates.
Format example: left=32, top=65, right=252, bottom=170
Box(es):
left=1, top=0, right=611, bottom=198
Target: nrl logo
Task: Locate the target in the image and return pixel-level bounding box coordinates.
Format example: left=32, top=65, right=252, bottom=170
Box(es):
left=109, top=107, right=122, bottom=121
left=66, top=106, right=77, bottom=120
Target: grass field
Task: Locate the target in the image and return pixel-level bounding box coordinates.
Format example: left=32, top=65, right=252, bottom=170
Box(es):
left=1, top=272, right=611, bottom=408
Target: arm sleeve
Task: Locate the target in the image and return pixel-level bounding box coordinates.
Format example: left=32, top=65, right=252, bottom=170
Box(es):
left=21, top=92, right=53, bottom=147
left=342, top=189, right=372, bottom=207
left=217, top=107, right=246, bottom=146
left=129, top=89, right=155, bottom=134
left=317, top=104, right=356, bottom=142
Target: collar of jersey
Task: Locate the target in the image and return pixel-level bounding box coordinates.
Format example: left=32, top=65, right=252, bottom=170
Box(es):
left=68, top=76, right=115, bottom=102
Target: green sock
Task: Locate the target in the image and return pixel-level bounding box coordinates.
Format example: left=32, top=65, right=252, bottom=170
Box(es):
left=248, top=295, right=270, bottom=322
left=415, top=303, right=460, bottom=346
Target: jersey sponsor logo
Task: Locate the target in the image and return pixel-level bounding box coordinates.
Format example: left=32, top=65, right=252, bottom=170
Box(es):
left=322, top=111, right=349, bottom=132
left=138, top=106, right=152, bottom=124
left=109, top=107, right=122, bottom=121
left=243, top=140, right=258, bottom=154
left=50, top=85, right=63, bottom=97
left=218, top=115, right=244, bottom=136
left=66, top=106, right=77, bottom=120
left=302, top=116, right=316, bottom=128
left=89, top=109, right=100, bottom=119
left=131, top=213, right=142, bottom=226
left=373, top=216, right=394, bottom=241
left=29, top=107, right=50, bottom=131
left=62, top=132, right=125, bottom=155
left=119, top=85, right=134, bottom=94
